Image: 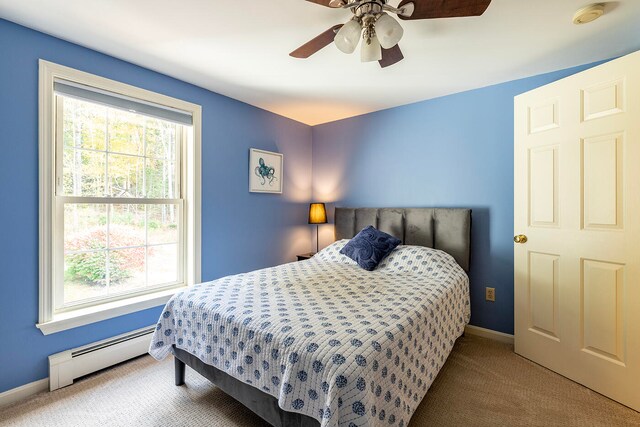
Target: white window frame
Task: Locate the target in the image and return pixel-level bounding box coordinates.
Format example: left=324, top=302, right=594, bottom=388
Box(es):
left=37, top=60, right=201, bottom=335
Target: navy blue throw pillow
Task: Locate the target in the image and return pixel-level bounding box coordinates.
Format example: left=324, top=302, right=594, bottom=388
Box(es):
left=340, top=226, right=401, bottom=271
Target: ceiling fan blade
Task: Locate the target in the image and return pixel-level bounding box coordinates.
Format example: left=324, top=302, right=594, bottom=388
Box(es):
left=290, top=25, right=343, bottom=59
left=379, top=44, right=404, bottom=68
left=305, top=0, right=344, bottom=8
left=397, top=0, right=491, bottom=20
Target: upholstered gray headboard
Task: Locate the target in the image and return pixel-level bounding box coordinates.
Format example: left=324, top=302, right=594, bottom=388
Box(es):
left=334, top=207, right=472, bottom=271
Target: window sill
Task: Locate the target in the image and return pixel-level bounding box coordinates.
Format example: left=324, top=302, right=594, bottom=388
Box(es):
left=36, top=287, right=185, bottom=335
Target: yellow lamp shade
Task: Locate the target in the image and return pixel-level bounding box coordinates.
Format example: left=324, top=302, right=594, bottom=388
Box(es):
left=308, top=203, right=327, bottom=224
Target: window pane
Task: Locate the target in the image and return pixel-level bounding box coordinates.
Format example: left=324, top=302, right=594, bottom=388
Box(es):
left=107, top=247, right=146, bottom=294
left=110, top=204, right=145, bottom=248
left=62, top=97, right=107, bottom=151
left=107, top=110, right=144, bottom=156
left=148, top=204, right=178, bottom=244
left=108, top=153, right=144, bottom=197
left=146, top=158, right=176, bottom=198
left=145, top=119, right=177, bottom=160
left=64, top=251, right=108, bottom=304
left=63, top=203, right=109, bottom=305
left=64, top=204, right=107, bottom=251
left=63, top=148, right=106, bottom=196
left=55, top=81, right=186, bottom=311
left=148, top=244, right=178, bottom=286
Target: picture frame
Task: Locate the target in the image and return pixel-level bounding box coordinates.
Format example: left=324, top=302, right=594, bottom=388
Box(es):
left=249, top=148, right=283, bottom=194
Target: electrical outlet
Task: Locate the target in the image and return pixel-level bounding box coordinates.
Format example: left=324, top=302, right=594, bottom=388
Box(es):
left=485, top=287, right=496, bottom=302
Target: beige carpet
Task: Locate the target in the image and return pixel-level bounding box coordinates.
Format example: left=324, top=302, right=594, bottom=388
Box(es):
left=1, top=335, right=639, bottom=427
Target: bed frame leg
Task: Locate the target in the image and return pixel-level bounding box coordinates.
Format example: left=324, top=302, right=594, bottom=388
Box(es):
left=175, top=357, right=186, bottom=386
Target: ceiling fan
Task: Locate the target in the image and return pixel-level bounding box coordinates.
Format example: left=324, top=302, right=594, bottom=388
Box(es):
left=290, top=0, right=492, bottom=68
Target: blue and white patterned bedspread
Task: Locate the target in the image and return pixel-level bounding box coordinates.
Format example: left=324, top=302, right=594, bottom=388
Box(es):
left=149, top=240, right=470, bottom=427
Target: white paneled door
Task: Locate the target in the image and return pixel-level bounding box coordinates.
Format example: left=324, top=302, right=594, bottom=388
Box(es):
left=514, top=50, right=640, bottom=411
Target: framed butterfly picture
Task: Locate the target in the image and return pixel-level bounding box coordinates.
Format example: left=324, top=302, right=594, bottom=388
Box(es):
left=249, top=148, right=283, bottom=194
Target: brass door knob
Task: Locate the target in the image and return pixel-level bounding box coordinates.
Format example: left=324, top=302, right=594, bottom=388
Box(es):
left=514, top=234, right=528, bottom=244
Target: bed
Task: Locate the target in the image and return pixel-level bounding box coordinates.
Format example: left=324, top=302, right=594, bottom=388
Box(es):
left=149, top=207, right=471, bottom=427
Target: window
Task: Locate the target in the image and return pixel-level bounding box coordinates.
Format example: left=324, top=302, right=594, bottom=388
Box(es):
left=38, top=61, right=201, bottom=334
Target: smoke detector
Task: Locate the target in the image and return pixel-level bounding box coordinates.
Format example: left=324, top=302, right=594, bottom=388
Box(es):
left=573, top=3, right=605, bottom=24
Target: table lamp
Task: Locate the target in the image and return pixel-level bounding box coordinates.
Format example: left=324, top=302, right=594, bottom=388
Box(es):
left=308, top=203, right=327, bottom=253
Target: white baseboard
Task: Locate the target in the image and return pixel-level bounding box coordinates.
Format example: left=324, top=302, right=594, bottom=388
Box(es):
left=1, top=326, right=154, bottom=408
left=49, top=325, right=154, bottom=391
left=0, top=378, right=49, bottom=408
left=465, top=324, right=514, bottom=345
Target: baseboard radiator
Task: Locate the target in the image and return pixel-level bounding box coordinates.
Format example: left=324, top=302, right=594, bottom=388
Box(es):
left=49, top=325, right=155, bottom=391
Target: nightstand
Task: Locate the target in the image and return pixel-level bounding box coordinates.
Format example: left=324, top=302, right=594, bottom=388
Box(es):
left=297, top=252, right=315, bottom=261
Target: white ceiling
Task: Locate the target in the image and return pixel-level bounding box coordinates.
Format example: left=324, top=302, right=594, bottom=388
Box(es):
left=1, top=0, right=640, bottom=125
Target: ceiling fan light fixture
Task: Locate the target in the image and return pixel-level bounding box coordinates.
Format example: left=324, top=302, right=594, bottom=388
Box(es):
left=397, top=2, right=415, bottom=18
left=292, top=0, right=494, bottom=67
left=334, top=19, right=362, bottom=54
left=361, top=35, right=382, bottom=62
left=375, top=13, right=404, bottom=49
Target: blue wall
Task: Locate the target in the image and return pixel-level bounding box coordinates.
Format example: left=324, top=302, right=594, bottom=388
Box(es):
left=0, top=18, right=313, bottom=393
left=311, top=62, right=603, bottom=335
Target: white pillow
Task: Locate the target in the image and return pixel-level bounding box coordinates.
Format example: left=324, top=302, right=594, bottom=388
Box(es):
left=313, top=239, right=356, bottom=265
left=376, top=245, right=461, bottom=275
